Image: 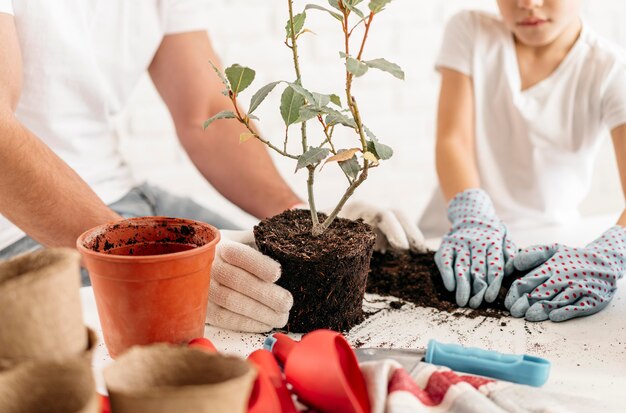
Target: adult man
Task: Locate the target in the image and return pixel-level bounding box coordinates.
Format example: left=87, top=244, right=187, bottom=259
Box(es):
left=0, top=1, right=421, bottom=332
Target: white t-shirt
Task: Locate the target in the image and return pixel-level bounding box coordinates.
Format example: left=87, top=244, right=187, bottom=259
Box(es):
left=419, top=10, right=626, bottom=238
left=0, top=0, right=210, bottom=250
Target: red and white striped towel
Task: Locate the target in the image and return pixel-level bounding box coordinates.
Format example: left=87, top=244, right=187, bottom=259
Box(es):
left=359, top=360, right=611, bottom=413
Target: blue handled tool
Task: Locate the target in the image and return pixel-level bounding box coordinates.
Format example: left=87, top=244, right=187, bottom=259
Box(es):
left=354, top=339, right=550, bottom=387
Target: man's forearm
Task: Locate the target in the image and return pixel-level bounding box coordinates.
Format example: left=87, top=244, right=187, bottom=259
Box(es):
left=178, top=118, right=301, bottom=219
left=0, top=115, right=122, bottom=248
left=435, top=137, right=480, bottom=202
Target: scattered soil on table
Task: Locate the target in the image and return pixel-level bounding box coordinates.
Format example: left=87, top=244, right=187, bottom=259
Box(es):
left=367, top=250, right=522, bottom=319
left=255, top=209, right=376, bottom=333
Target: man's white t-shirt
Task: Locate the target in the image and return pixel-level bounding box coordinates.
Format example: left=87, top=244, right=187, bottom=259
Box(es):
left=419, top=10, right=626, bottom=238
left=0, top=0, right=210, bottom=250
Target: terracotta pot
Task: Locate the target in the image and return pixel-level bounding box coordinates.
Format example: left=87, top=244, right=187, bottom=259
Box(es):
left=0, top=248, right=86, bottom=364
left=76, top=217, right=220, bottom=358
left=0, top=357, right=98, bottom=413
left=104, top=344, right=256, bottom=413
left=254, top=209, right=376, bottom=332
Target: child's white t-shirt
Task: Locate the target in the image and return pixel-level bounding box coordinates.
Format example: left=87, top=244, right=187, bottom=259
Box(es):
left=420, top=10, right=626, bottom=237
left=0, top=0, right=211, bottom=250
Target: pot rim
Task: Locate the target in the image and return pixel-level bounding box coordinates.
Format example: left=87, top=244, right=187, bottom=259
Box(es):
left=76, top=216, right=221, bottom=263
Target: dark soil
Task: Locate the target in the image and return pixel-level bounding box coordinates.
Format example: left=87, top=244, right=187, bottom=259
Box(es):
left=254, top=209, right=376, bottom=333
left=367, top=250, right=521, bottom=319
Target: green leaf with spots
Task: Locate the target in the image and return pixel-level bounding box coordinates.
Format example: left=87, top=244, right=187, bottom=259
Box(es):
left=225, top=64, right=255, bottom=95
left=346, top=57, right=368, bottom=77
left=364, top=58, right=404, bottom=80
left=280, top=85, right=306, bottom=126
left=286, top=12, right=306, bottom=37
left=296, top=147, right=330, bottom=171
left=203, top=111, right=236, bottom=129
left=249, top=81, right=281, bottom=114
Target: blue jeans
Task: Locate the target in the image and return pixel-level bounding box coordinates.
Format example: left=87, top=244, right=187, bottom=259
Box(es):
left=0, top=183, right=238, bottom=285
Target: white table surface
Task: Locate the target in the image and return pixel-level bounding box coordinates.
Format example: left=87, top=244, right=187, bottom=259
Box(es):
left=82, top=214, right=626, bottom=410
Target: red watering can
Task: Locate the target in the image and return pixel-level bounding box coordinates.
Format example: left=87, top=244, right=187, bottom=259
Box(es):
left=264, top=330, right=370, bottom=413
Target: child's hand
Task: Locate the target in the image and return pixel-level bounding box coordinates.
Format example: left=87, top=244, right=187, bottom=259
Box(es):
left=505, top=226, right=626, bottom=322
left=435, top=189, right=518, bottom=308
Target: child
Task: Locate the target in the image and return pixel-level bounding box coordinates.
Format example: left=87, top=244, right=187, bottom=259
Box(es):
left=420, top=0, right=626, bottom=321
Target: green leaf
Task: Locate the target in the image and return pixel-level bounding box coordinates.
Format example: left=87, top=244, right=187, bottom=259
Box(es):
left=288, top=83, right=316, bottom=105
left=209, top=60, right=230, bottom=89
left=203, top=111, right=236, bottom=129
left=341, top=0, right=365, bottom=18
left=364, top=125, right=376, bottom=139
left=324, top=108, right=357, bottom=128
left=286, top=12, right=306, bottom=38
left=225, top=64, right=255, bottom=95
left=364, top=58, right=404, bottom=80
left=299, top=105, right=320, bottom=122
left=249, top=81, right=281, bottom=114
left=296, top=147, right=330, bottom=172
left=330, top=94, right=342, bottom=107
left=247, top=113, right=259, bottom=120
left=312, top=93, right=330, bottom=107
left=368, top=0, right=392, bottom=13
left=280, top=86, right=306, bottom=126
left=346, top=57, right=368, bottom=77
left=366, top=137, right=393, bottom=160
left=339, top=51, right=348, bottom=59
left=339, top=156, right=360, bottom=179
left=305, top=4, right=342, bottom=20
left=328, top=0, right=342, bottom=11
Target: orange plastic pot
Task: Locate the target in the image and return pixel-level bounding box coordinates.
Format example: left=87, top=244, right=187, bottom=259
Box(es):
left=77, top=216, right=220, bottom=358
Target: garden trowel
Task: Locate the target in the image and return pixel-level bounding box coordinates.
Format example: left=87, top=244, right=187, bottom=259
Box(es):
left=354, top=339, right=551, bottom=387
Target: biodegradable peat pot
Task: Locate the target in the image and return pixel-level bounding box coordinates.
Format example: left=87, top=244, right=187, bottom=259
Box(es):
left=76, top=217, right=220, bottom=358
left=104, top=344, right=256, bottom=413
left=0, top=248, right=87, bottom=365
left=254, top=209, right=376, bottom=332
left=0, top=358, right=98, bottom=413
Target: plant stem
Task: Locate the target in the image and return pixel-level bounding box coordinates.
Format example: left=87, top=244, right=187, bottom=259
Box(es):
left=356, top=12, right=374, bottom=61
left=287, top=0, right=318, bottom=227
left=313, top=166, right=369, bottom=235
left=231, top=95, right=298, bottom=159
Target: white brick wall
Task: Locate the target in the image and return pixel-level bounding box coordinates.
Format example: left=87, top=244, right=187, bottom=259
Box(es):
left=119, top=1, right=626, bottom=228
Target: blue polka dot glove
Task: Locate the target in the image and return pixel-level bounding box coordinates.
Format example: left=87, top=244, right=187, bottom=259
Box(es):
left=434, top=189, right=518, bottom=308
left=504, top=226, right=626, bottom=322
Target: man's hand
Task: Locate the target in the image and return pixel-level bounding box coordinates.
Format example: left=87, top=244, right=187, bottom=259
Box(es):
left=435, top=189, right=518, bottom=308
left=339, top=201, right=427, bottom=253
left=206, top=230, right=293, bottom=333
left=504, top=226, right=625, bottom=322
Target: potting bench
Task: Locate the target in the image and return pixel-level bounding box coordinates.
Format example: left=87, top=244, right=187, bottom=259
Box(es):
left=82, top=213, right=625, bottom=411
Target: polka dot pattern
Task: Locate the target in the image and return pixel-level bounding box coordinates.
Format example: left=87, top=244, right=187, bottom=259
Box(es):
left=505, top=226, right=626, bottom=322
left=434, top=189, right=518, bottom=308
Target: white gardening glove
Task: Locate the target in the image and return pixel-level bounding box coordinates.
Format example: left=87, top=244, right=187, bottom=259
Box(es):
left=338, top=201, right=427, bottom=253
left=206, top=230, right=293, bottom=333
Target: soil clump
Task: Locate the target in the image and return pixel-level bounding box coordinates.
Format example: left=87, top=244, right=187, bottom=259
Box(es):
left=367, top=250, right=522, bottom=319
